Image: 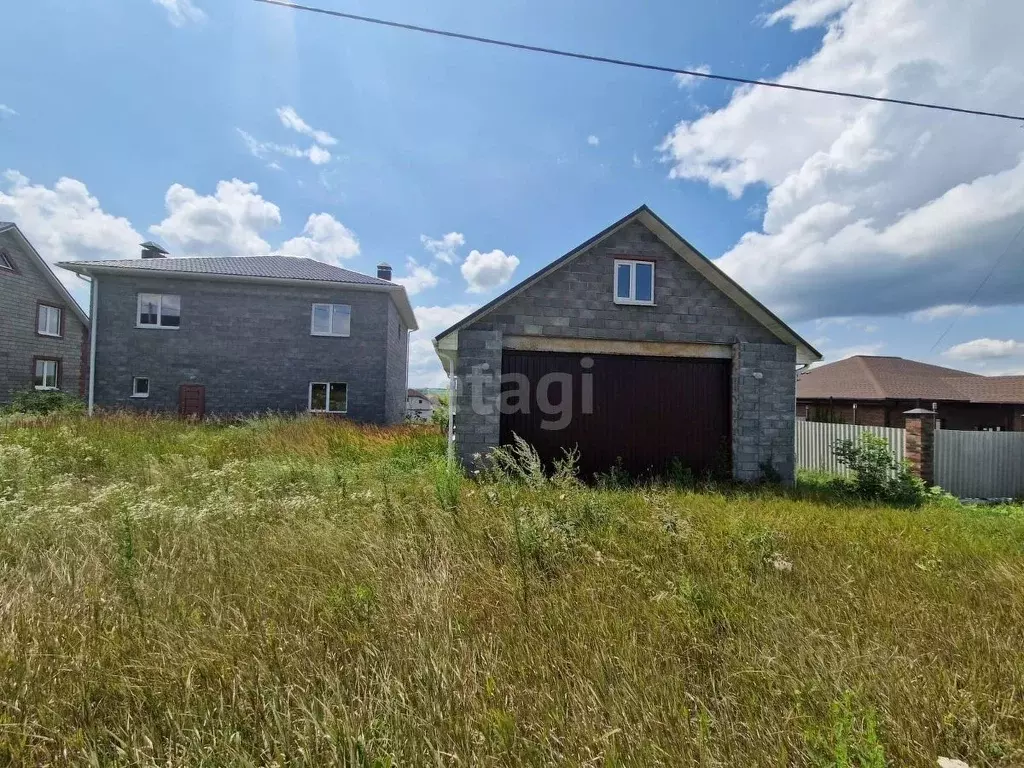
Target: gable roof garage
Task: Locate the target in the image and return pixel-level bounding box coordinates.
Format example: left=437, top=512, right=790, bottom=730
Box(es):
left=434, top=205, right=821, bottom=483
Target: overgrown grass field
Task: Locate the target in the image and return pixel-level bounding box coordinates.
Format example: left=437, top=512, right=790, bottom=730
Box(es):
left=1, top=414, right=1022, bottom=766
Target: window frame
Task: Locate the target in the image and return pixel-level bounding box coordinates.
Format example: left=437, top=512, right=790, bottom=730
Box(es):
left=36, top=302, right=64, bottom=338
left=310, top=303, right=352, bottom=337
left=612, top=259, right=656, bottom=306
left=308, top=381, right=349, bottom=414
left=32, top=357, right=60, bottom=390
left=136, top=293, right=181, bottom=329
left=0, top=249, right=14, bottom=272
left=132, top=376, right=150, bottom=398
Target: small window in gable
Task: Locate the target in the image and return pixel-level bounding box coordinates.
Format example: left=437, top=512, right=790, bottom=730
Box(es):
left=0, top=250, right=12, bottom=271
left=37, top=304, right=62, bottom=337
left=311, top=304, right=351, bottom=337
left=613, top=259, right=655, bottom=305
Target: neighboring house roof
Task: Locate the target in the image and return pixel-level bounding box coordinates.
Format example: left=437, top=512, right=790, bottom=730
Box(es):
left=58, top=254, right=418, bottom=330
left=797, top=356, right=1024, bottom=405
left=407, top=388, right=430, bottom=400
left=433, top=204, right=821, bottom=364
left=0, top=222, right=90, bottom=327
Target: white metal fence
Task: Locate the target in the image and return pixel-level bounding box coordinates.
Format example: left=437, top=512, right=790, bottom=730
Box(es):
left=796, top=422, right=906, bottom=476
left=935, top=430, right=1024, bottom=499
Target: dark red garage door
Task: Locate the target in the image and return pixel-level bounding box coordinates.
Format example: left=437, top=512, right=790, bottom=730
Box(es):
left=500, top=351, right=731, bottom=479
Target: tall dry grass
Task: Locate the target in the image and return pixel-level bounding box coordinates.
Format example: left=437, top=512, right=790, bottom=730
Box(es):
left=0, top=413, right=1022, bottom=766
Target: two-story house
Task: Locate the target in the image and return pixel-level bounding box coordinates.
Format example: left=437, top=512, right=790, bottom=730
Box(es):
left=0, top=222, right=90, bottom=404
left=59, top=246, right=416, bottom=422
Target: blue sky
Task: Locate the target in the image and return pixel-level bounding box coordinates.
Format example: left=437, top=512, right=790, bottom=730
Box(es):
left=3, top=0, right=1023, bottom=385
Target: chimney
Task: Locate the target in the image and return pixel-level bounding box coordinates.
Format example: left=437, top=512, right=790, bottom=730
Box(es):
left=140, top=241, right=169, bottom=259
left=377, top=262, right=392, bottom=281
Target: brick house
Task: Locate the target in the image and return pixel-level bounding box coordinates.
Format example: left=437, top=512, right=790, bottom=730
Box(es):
left=0, top=222, right=90, bottom=404
left=433, top=205, right=821, bottom=483
left=797, top=355, right=1024, bottom=431
left=59, top=248, right=416, bottom=422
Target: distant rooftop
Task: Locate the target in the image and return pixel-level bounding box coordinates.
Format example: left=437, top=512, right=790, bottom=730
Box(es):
left=59, top=254, right=394, bottom=286
left=798, top=355, right=1024, bottom=405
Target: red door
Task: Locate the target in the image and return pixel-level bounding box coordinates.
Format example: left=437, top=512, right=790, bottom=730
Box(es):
left=178, top=384, right=206, bottom=418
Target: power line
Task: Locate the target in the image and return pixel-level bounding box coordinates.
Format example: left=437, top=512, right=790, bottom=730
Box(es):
left=929, top=219, right=1024, bottom=352
left=254, top=0, right=1024, bottom=123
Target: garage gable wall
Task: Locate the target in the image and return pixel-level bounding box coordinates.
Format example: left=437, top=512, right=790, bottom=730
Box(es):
left=463, top=220, right=781, bottom=346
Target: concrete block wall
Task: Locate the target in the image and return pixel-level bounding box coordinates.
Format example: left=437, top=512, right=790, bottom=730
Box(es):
left=454, top=329, right=502, bottom=467
left=0, top=229, right=88, bottom=403
left=93, top=274, right=403, bottom=423
left=732, top=342, right=797, bottom=483
left=383, top=300, right=410, bottom=424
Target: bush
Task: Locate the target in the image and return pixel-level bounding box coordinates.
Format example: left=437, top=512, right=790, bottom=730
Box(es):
left=833, top=433, right=926, bottom=507
left=3, top=389, right=84, bottom=416
left=430, top=393, right=450, bottom=430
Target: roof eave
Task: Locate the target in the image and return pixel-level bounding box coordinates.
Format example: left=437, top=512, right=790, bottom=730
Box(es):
left=4, top=226, right=90, bottom=327
left=58, top=261, right=419, bottom=331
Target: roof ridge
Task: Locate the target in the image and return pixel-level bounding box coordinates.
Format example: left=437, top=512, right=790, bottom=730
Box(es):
left=855, top=356, right=887, bottom=398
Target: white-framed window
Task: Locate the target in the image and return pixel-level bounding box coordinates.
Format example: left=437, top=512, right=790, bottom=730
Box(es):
left=37, top=304, right=62, bottom=337
left=310, top=303, right=351, bottom=337
left=309, top=382, right=348, bottom=413
left=137, top=293, right=181, bottom=328
left=0, top=250, right=12, bottom=270
left=613, top=259, right=655, bottom=305
left=34, top=359, right=59, bottom=390
left=132, top=377, right=150, bottom=398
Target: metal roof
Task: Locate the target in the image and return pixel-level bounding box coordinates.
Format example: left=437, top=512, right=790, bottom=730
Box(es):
left=797, top=356, right=1024, bottom=405
left=62, top=254, right=394, bottom=285
left=433, top=204, right=821, bottom=365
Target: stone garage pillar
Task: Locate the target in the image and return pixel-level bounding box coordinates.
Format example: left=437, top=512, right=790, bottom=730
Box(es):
left=454, top=329, right=503, bottom=469
left=732, top=341, right=797, bottom=484
left=903, top=408, right=936, bottom=486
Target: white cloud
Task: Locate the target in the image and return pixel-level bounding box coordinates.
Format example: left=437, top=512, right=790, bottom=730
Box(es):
left=237, top=129, right=332, bottom=167
left=150, top=179, right=281, bottom=256
left=0, top=170, right=141, bottom=300
left=279, top=213, right=359, bottom=265
left=587, top=135, right=600, bottom=147
left=276, top=106, right=337, bottom=147
left=909, top=304, right=986, bottom=322
left=421, top=231, right=465, bottom=264
left=813, top=341, right=886, bottom=366
left=661, top=0, right=1024, bottom=321
left=395, top=259, right=439, bottom=295
left=765, top=0, right=852, bottom=29
left=673, top=64, right=712, bottom=89
left=152, top=0, right=205, bottom=26
left=943, top=338, right=1022, bottom=361
left=461, top=248, right=519, bottom=294
left=408, top=303, right=478, bottom=387
left=0, top=105, right=17, bottom=118
left=632, top=152, right=642, bottom=168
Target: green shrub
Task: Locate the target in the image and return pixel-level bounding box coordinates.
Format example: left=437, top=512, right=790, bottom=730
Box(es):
left=832, top=434, right=926, bottom=507
left=3, top=389, right=84, bottom=415
left=430, top=393, right=450, bottom=430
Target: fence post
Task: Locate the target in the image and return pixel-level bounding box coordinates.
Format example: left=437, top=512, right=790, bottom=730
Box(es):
left=903, top=409, right=936, bottom=485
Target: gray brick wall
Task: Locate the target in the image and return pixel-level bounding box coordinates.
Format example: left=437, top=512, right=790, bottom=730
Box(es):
left=469, top=221, right=780, bottom=345
left=454, top=329, right=502, bottom=467
left=0, top=230, right=88, bottom=404
left=383, top=299, right=410, bottom=424
left=454, top=219, right=797, bottom=481
left=732, top=342, right=797, bottom=483
left=93, top=274, right=404, bottom=423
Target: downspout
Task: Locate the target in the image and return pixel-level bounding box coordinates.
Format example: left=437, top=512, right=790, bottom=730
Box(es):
left=85, top=274, right=98, bottom=416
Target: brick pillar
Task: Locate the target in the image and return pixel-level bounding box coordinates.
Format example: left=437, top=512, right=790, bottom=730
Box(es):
left=903, top=411, right=935, bottom=485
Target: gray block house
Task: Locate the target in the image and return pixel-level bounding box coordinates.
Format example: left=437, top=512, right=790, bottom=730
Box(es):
left=59, top=247, right=416, bottom=422
left=0, top=222, right=90, bottom=404
left=434, top=206, right=821, bottom=483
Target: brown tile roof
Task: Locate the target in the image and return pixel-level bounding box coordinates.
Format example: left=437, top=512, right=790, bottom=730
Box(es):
left=797, top=356, right=1024, bottom=405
